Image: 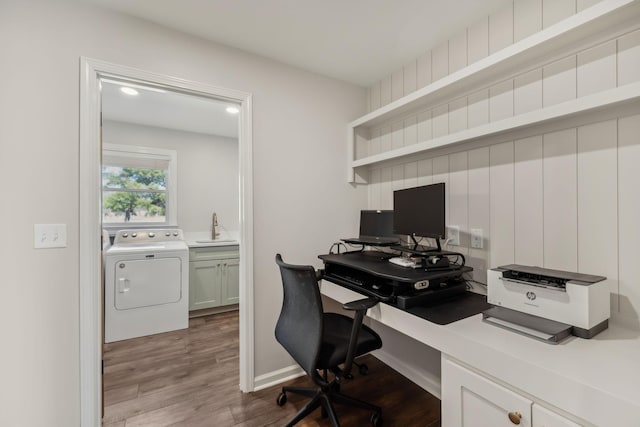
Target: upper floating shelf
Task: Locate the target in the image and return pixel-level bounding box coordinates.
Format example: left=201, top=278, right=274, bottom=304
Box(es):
left=350, top=0, right=640, bottom=130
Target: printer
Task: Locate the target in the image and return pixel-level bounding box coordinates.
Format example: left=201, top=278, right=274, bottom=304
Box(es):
left=484, top=264, right=610, bottom=343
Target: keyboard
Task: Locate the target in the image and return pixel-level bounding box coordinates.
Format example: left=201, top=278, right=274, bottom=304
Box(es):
left=389, top=257, right=418, bottom=268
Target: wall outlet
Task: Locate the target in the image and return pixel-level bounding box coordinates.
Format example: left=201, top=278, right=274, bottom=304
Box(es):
left=447, top=225, right=460, bottom=246
left=34, top=224, right=67, bottom=249
left=471, top=228, right=483, bottom=249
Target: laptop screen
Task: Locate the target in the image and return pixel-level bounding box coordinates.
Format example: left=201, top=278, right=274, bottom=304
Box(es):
left=359, top=210, right=395, bottom=238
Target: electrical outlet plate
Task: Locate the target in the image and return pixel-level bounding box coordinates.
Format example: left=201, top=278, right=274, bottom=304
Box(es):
left=471, top=228, right=483, bottom=249
left=447, top=225, right=460, bottom=246
left=34, top=224, right=67, bottom=248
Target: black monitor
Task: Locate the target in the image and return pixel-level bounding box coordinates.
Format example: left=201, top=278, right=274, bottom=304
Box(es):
left=393, top=183, right=446, bottom=252
left=360, top=210, right=395, bottom=237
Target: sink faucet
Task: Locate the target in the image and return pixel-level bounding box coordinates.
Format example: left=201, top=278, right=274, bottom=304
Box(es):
left=211, top=212, right=219, bottom=240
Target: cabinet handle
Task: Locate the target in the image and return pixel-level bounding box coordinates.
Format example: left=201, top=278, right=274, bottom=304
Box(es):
left=508, top=412, right=522, bottom=425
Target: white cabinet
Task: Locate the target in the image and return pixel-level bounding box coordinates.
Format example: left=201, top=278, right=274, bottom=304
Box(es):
left=189, top=246, right=239, bottom=311
left=442, top=356, right=583, bottom=427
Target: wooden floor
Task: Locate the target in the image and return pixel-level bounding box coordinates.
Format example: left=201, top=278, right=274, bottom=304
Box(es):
left=103, top=311, right=441, bottom=426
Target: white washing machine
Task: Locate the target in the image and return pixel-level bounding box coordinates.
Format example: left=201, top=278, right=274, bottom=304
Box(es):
left=104, top=229, right=189, bottom=343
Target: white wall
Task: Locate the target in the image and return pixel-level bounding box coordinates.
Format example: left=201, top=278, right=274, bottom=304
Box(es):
left=103, top=120, right=240, bottom=234
left=0, top=1, right=367, bottom=425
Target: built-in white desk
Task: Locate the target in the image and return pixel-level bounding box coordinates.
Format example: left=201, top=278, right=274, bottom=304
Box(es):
left=321, top=281, right=640, bottom=427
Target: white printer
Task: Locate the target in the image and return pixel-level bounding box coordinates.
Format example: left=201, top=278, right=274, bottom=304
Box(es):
left=485, top=265, right=610, bottom=343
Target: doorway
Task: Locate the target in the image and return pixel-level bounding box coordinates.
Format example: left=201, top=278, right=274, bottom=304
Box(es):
left=80, top=58, right=254, bottom=426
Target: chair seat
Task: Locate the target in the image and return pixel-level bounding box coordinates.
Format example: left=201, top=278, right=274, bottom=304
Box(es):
left=317, top=313, right=382, bottom=369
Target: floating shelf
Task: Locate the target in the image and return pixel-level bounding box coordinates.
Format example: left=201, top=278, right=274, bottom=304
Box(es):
left=351, top=82, right=640, bottom=170
left=347, top=0, right=640, bottom=182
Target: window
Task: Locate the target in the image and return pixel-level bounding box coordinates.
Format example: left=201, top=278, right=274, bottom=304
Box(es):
left=102, top=144, right=177, bottom=227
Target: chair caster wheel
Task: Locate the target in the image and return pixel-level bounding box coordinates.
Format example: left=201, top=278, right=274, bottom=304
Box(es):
left=276, top=392, right=287, bottom=406
left=359, top=364, right=369, bottom=375
left=371, top=412, right=383, bottom=426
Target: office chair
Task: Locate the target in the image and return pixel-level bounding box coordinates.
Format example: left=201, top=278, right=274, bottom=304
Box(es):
left=274, top=254, right=383, bottom=427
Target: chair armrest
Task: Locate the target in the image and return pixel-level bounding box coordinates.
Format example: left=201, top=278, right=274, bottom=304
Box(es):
left=341, top=297, right=379, bottom=379
left=342, top=297, right=378, bottom=312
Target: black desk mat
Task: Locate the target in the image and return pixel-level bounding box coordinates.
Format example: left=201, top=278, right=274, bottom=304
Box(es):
left=402, top=292, right=491, bottom=325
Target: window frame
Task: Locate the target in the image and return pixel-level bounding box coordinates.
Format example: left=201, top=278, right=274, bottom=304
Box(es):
left=101, top=143, right=178, bottom=230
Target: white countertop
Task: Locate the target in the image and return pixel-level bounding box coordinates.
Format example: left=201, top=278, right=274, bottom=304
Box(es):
left=183, top=230, right=239, bottom=248
left=321, top=281, right=640, bottom=427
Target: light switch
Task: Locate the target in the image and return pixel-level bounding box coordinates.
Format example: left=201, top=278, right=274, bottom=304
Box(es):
left=447, top=225, right=460, bottom=246
left=34, top=224, right=67, bottom=249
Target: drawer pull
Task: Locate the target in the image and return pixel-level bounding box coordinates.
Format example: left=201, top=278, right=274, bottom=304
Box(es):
left=508, top=411, right=522, bottom=425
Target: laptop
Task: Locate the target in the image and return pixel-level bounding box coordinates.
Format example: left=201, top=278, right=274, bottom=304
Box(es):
left=341, top=210, right=399, bottom=246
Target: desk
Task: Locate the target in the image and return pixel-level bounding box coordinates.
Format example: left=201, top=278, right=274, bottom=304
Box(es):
left=321, top=280, right=640, bottom=427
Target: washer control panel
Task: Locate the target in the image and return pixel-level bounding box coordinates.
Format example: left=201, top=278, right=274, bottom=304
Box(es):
left=113, top=229, right=183, bottom=244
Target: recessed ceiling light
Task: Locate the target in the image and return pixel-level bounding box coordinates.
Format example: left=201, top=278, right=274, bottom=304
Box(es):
left=226, top=106, right=240, bottom=114
left=120, top=87, right=139, bottom=96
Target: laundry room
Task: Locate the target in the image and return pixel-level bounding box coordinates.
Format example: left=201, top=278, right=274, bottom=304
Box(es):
left=100, top=77, right=241, bottom=414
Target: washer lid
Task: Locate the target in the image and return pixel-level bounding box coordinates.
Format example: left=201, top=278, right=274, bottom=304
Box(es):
left=107, top=240, right=188, bottom=254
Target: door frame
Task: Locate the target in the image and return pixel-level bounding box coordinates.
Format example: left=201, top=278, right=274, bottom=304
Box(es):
left=79, top=57, right=254, bottom=426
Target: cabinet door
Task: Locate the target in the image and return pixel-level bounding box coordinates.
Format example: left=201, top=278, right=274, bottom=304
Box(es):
left=189, top=260, right=222, bottom=310
left=222, top=257, right=240, bottom=305
left=442, top=357, right=532, bottom=427
left=533, top=404, right=582, bottom=427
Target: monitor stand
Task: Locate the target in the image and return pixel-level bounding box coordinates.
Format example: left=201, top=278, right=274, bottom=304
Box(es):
left=393, top=235, right=442, bottom=256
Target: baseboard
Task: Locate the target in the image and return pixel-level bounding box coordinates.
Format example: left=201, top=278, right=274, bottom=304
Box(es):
left=253, top=364, right=305, bottom=391
left=372, top=350, right=442, bottom=399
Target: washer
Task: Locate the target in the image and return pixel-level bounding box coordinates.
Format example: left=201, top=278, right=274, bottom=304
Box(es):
left=104, top=228, right=189, bottom=343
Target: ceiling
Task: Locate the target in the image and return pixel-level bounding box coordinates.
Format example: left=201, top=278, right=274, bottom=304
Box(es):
left=84, top=0, right=512, bottom=86
left=101, top=79, right=239, bottom=137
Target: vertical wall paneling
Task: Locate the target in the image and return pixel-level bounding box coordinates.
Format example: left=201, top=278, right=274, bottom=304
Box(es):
left=432, top=42, right=449, bottom=82
left=380, top=74, right=392, bottom=106
left=489, top=80, right=515, bottom=122
left=468, top=89, right=490, bottom=128
left=543, top=129, right=578, bottom=271
left=514, top=0, right=542, bottom=42
left=543, top=56, right=577, bottom=107
left=380, top=125, right=392, bottom=153
left=618, top=113, right=640, bottom=319
left=617, top=29, right=640, bottom=87
left=370, top=81, right=381, bottom=111
left=449, top=97, right=468, bottom=134
left=432, top=104, right=449, bottom=138
left=392, top=120, right=404, bottom=150
left=392, top=68, right=404, bottom=102
left=468, top=147, right=491, bottom=282
left=577, top=40, right=616, bottom=97
left=433, top=156, right=450, bottom=227
left=380, top=167, right=393, bottom=209
left=514, top=136, right=544, bottom=266
left=490, top=142, right=515, bottom=267
left=417, top=110, right=433, bottom=143
left=514, top=68, right=543, bottom=115
left=468, top=17, right=489, bottom=64
left=543, top=0, right=576, bottom=28
left=449, top=152, right=469, bottom=253
left=404, top=115, right=418, bottom=147
left=403, top=60, right=417, bottom=96
left=404, top=161, right=418, bottom=189
left=417, top=51, right=433, bottom=89
left=577, top=120, right=618, bottom=311
left=489, top=3, right=514, bottom=54
left=369, top=127, right=381, bottom=157
left=392, top=164, right=405, bottom=193
left=417, top=158, right=434, bottom=186
left=577, top=0, right=601, bottom=11
left=449, top=30, right=468, bottom=74
left=369, top=168, right=381, bottom=209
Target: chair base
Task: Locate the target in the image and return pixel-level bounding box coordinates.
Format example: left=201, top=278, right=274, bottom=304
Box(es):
left=279, top=383, right=382, bottom=427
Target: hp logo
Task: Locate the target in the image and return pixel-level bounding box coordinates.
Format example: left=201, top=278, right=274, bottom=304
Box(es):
left=526, top=291, right=536, bottom=301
